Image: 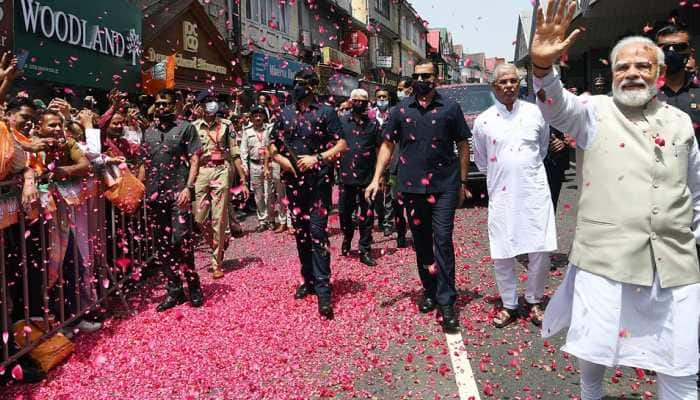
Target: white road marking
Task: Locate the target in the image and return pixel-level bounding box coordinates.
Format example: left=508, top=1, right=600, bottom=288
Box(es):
left=445, top=331, right=482, bottom=400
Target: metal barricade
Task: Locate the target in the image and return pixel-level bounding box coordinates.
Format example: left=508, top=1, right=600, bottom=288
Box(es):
left=0, top=176, right=151, bottom=370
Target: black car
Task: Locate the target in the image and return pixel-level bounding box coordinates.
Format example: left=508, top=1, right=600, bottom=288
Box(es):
left=437, top=83, right=495, bottom=197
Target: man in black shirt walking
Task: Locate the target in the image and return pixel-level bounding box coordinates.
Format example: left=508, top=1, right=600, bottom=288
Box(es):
left=143, top=89, right=204, bottom=312
left=338, top=89, right=382, bottom=267
left=269, top=69, right=348, bottom=319
left=366, top=62, right=472, bottom=332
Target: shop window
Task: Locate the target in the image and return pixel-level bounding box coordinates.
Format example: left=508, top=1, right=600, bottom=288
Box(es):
left=374, top=0, right=390, bottom=20
left=246, top=0, right=290, bottom=34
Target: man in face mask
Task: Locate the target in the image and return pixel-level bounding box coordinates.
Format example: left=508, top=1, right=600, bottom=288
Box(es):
left=268, top=69, right=348, bottom=319
left=365, top=62, right=473, bottom=333
left=192, top=96, right=247, bottom=280
left=397, top=78, right=413, bottom=101
left=371, top=88, right=395, bottom=238
left=656, top=24, right=699, bottom=144
left=142, top=89, right=204, bottom=311
left=338, top=89, right=382, bottom=267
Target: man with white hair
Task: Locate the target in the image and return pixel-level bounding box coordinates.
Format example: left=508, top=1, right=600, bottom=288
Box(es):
left=338, top=89, right=382, bottom=266
left=472, top=63, right=557, bottom=328
left=531, top=1, right=700, bottom=398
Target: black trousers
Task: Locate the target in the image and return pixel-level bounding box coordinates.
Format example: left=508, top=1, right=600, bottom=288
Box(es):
left=148, top=199, right=200, bottom=292
left=339, top=184, right=373, bottom=253
left=373, top=184, right=394, bottom=230
left=544, top=154, right=568, bottom=211
left=286, top=173, right=333, bottom=301
left=391, top=183, right=407, bottom=240
left=403, top=190, right=458, bottom=305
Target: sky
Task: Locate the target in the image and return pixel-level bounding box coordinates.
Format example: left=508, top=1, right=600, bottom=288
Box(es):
left=410, top=0, right=533, bottom=60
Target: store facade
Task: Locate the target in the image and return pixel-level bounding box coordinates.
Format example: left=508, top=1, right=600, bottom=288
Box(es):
left=142, top=0, right=241, bottom=94
left=0, top=0, right=142, bottom=99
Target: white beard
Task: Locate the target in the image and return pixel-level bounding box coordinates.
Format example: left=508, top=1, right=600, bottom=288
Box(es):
left=612, top=79, right=658, bottom=108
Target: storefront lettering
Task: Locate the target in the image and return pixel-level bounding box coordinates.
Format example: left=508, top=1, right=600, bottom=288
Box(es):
left=183, top=21, right=198, bottom=53
left=146, top=48, right=227, bottom=75
left=18, top=0, right=140, bottom=65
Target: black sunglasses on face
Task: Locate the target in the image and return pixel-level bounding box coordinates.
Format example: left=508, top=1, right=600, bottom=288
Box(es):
left=659, top=42, right=690, bottom=53
left=412, top=73, right=434, bottom=80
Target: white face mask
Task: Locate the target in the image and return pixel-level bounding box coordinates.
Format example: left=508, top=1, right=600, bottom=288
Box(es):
left=397, top=91, right=406, bottom=100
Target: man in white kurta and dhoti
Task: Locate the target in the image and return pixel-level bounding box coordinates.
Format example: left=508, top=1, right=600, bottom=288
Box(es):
left=531, top=1, right=700, bottom=399
left=472, top=63, right=557, bottom=329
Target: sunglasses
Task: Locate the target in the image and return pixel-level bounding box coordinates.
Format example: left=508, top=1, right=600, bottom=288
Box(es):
left=411, top=73, right=434, bottom=80
left=659, top=42, right=690, bottom=53
left=154, top=101, right=171, bottom=108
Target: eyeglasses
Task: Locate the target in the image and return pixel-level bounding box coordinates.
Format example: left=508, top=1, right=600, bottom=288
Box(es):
left=154, top=101, right=171, bottom=108
left=613, top=61, right=657, bottom=74
left=411, top=73, right=433, bottom=81
left=293, top=80, right=308, bottom=87
left=659, top=42, right=690, bottom=53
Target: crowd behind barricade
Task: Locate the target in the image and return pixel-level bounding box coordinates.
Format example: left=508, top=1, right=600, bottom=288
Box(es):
left=0, top=3, right=698, bottom=398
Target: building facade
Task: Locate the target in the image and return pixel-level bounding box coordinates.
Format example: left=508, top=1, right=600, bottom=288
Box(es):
left=398, top=1, right=427, bottom=79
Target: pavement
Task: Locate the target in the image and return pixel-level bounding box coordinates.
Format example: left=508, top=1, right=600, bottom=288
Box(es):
left=1, top=170, right=681, bottom=399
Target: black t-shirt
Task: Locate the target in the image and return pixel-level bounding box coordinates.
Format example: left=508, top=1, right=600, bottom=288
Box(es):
left=142, top=120, right=202, bottom=199
left=339, top=114, right=382, bottom=186
left=658, top=73, right=700, bottom=144
left=383, top=92, right=471, bottom=194
left=271, top=101, right=343, bottom=181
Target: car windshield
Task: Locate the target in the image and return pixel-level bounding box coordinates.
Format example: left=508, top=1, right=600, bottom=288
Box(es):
left=438, top=85, right=496, bottom=114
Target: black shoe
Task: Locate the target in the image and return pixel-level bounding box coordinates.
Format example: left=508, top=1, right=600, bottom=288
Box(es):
left=419, top=296, right=437, bottom=313
left=359, top=252, right=377, bottom=266
left=189, top=285, right=204, bottom=308
left=294, top=283, right=316, bottom=299
left=156, top=290, right=186, bottom=312
left=396, top=237, right=408, bottom=248
left=383, top=227, right=393, bottom=237
left=438, top=304, right=460, bottom=333
left=341, top=238, right=351, bottom=256
left=318, top=299, right=334, bottom=319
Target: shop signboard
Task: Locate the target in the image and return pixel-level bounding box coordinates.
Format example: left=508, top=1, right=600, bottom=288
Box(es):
left=13, top=0, right=142, bottom=90
left=250, top=51, right=306, bottom=87
left=321, top=46, right=361, bottom=75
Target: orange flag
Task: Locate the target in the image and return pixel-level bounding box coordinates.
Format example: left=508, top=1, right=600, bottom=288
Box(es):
left=142, top=54, right=176, bottom=95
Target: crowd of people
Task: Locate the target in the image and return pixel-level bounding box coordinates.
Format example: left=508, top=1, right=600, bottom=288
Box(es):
left=0, top=0, right=698, bottom=397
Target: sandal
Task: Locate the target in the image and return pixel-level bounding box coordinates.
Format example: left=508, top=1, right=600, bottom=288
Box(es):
left=493, top=308, right=519, bottom=328
left=528, top=303, right=545, bottom=327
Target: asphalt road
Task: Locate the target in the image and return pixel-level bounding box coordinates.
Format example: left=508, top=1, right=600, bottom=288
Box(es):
left=4, top=169, right=693, bottom=400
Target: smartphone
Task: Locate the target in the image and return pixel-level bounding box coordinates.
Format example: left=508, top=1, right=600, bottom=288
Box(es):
left=16, top=49, right=29, bottom=70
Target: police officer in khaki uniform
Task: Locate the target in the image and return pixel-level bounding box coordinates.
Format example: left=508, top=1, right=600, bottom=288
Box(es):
left=193, top=98, right=245, bottom=279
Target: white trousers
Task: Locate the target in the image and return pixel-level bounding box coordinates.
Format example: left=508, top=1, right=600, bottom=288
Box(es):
left=272, top=163, right=291, bottom=226
left=493, top=252, right=550, bottom=309
left=250, top=163, right=274, bottom=224
left=579, top=359, right=697, bottom=400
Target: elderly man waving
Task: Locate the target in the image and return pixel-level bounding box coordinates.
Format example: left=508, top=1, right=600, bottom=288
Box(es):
left=533, top=1, right=700, bottom=399
left=472, top=63, right=557, bottom=329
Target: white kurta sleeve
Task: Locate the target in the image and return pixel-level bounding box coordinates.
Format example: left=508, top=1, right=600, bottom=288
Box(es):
left=538, top=116, right=550, bottom=161
left=687, top=136, right=700, bottom=244
left=472, top=120, right=488, bottom=173
left=533, top=69, right=598, bottom=150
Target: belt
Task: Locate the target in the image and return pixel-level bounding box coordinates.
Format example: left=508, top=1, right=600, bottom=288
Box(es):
left=249, top=159, right=262, bottom=164
left=203, top=159, right=226, bottom=167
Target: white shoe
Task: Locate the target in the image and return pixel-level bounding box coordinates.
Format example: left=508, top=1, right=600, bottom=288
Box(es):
left=75, top=320, right=102, bottom=333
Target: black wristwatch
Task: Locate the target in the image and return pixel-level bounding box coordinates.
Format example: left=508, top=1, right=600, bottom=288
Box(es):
left=316, top=153, right=324, bottom=163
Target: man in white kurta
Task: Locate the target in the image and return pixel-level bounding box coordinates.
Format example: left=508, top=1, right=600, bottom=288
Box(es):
left=531, top=1, right=700, bottom=399
left=472, top=64, right=557, bottom=328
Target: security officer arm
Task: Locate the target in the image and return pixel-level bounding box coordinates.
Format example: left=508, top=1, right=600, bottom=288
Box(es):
left=457, top=140, right=472, bottom=206
left=296, top=139, right=348, bottom=172
left=269, top=143, right=297, bottom=177
left=365, top=140, right=395, bottom=202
